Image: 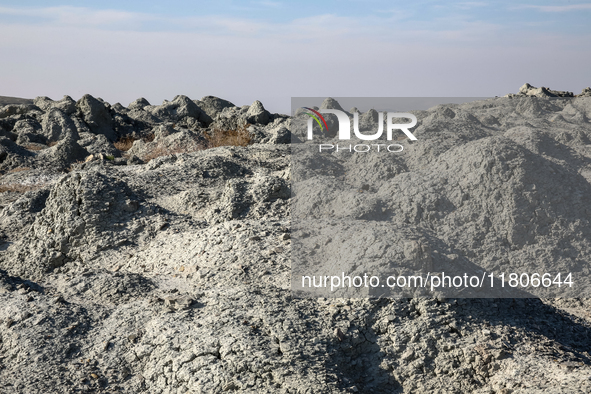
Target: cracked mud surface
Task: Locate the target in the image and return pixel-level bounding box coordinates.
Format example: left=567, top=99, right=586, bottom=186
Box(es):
left=1, top=90, right=591, bottom=392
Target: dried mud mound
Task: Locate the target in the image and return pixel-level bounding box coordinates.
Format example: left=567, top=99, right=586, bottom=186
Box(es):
left=6, top=171, right=141, bottom=279
left=0, top=88, right=591, bottom=393
left=292, top=94, right=591, bottom=299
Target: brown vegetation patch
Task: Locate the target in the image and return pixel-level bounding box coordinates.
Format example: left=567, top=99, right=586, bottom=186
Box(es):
left=0, top=183, right=43, bottom=193
left=204, top=126, right=252, bottom=148
left=134, top=126, right=253, bottom=163
left=114, top=136, right=136, bottom=151
left=23, top=144, right=46, bottom=151
left=114, top=133, right=156, bottom=152
left=7, top=167, right=31, bottom=173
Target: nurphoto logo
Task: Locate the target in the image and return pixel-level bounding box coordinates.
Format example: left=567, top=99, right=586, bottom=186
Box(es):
left=302, top=108, right=418, bottom=141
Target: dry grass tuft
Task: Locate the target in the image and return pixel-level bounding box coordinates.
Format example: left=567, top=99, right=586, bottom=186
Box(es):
left=204, top=125, right=252, bottom=148
left=114, top=136, right=136, bottom=151
left=7, top=167, right=31, bottom=173
left=0, top=183, right=43, bottom=193
left=132, top=126, right=253, bottom=163
left=24, top=144, right=45, bottom=151
left=114, top=133, right=156, bottom=152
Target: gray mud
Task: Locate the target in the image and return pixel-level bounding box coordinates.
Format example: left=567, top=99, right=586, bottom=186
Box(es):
left=0, top=86, right=591, bottom=393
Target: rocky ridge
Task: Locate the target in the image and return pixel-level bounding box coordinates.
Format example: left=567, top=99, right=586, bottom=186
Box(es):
left=506, top=83, right=591, bottom=98
left=0, top=88, right=590, bottom=393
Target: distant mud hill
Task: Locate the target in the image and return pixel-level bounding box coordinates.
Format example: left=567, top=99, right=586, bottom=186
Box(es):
left=0, top=95, right=34, bottom=106
left=0, top=86, right=590, bottom=393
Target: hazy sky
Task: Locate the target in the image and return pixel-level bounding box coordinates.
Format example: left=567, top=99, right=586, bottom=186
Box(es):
left=0, top=1, right=590, bottom=114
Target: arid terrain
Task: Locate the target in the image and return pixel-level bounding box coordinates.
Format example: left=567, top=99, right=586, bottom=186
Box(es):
left=1, top=85, right=591, bottom=393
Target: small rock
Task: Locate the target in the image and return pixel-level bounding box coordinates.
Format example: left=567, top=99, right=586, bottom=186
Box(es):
left=222, top=381, right=240, bottom=391
left=401, top=349, right=415, bottom=362
left=163, top=297, right=176, bottom=308
left=127, top=154, right=144, bottom=165
left=334, top=328, right=346, bottom=342
left=560, top=361, right=580, bottom=370
left=175, top=296, right=193, bottom=310
left=280, top=342, right=291, bottom=353
left=492, top=349, right=507, bottom=360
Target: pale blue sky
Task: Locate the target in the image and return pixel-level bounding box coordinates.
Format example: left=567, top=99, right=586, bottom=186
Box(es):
left=1, top=1, right=589, bottom=113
